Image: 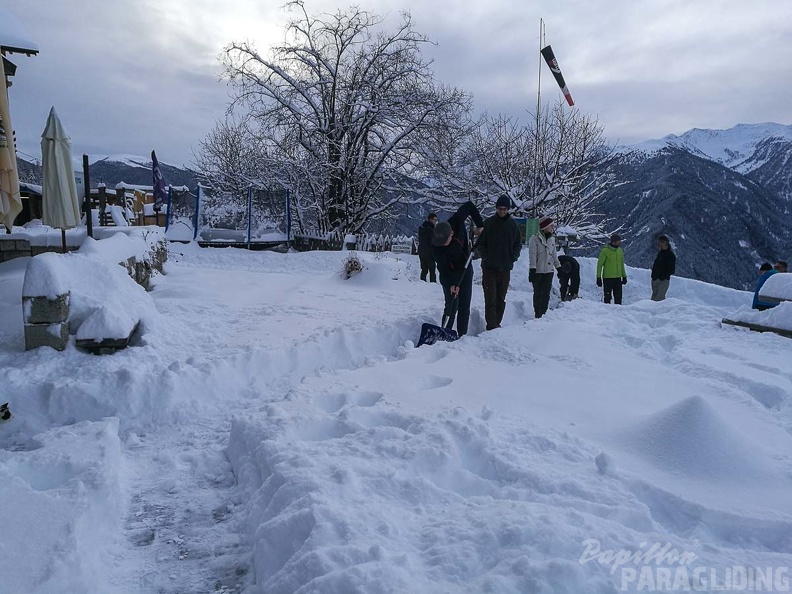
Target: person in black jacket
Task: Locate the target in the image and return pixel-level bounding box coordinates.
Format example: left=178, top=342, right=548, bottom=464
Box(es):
left=557, top=254, right=580, bottom=301
left=417, top=213, right=438, bottom=282
left=431, top=201, right=484, bottom=337
left=477, top=195, right=522, bottom=330
left=651, top=235, right=676, bottom=301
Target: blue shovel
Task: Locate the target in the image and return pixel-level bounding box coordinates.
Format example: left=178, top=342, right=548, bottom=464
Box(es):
left=416, top=252, right=474, bottom=347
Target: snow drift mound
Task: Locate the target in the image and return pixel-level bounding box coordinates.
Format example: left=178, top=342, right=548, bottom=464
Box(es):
left=617, top=395, right=772, bottom=481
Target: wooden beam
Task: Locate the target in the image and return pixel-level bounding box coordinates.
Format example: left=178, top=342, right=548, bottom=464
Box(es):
left=721, top=318, right=792, bottom=339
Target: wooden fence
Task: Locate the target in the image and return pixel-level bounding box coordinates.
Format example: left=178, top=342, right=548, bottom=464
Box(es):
left=292, top=231, right=415, bottom=254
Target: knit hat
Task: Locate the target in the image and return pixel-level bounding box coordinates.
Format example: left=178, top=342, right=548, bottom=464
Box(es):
left=539, top=216, right=554, bottom=231
left=496, top=195, right=511, bottom=209
left=610, top=233, right=622, bottom=242
left=432, top=221, right=452, bottom=246
left=657, top=234, right=669, bottom=243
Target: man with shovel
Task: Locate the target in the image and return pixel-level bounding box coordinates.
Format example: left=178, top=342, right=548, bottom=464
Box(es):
left=431, top=201, right=484, bottom=338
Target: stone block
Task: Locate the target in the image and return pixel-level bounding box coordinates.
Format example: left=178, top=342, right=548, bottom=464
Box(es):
left=23, top=293, right=70, bottom=324
left=24, top=322, right=69, bottom=351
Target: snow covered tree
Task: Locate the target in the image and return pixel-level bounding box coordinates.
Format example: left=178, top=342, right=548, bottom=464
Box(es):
left=422, top=100, right=613, bottom=241
left=192, top=116, right=269, bottom=200
left=526, top=99, right=614, bottom=239
left=220, top=1, right=471, bottom=234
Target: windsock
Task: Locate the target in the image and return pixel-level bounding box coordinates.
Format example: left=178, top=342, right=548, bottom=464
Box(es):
left=540, top=45, right=574, bottom=106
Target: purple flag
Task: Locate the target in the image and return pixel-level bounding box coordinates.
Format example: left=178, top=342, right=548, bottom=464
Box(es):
left=151, top=150, right=167, bottom=211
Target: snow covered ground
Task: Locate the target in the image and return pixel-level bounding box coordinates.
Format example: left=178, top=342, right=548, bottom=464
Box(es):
left=1, top=244, right=792, bottom=594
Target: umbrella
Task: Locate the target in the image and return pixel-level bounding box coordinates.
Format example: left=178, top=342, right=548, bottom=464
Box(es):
left=0, top=57, right=22, bottom=233
left=41, top=107, right=81, bottom=252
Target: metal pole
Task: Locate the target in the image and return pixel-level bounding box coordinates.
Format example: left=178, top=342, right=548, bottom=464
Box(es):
left=193, top=185, right=200, bottom=241
left=165, top=186, right=172, bottom=231
left=246, top=184, right=252, bottom=248
left=82, top=154, right=93, bottom=238
left=286, top=189, right=291, bottom=250
left=533, top=19, right=545, bottom=219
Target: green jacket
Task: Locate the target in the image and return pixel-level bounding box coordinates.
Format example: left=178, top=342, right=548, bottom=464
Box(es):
left=596, top=244, right=626, bottom=279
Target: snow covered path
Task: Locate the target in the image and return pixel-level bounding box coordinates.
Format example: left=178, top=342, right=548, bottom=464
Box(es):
left=2, top=246, right=792, bottom=593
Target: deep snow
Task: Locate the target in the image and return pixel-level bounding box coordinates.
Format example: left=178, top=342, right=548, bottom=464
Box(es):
left=1, top=244, right=791, bottom=594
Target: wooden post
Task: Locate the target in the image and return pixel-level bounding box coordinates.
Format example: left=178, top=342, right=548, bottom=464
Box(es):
left=98, top=184, right=107, bottom=226
left=82, top=154, right=93, bottom=238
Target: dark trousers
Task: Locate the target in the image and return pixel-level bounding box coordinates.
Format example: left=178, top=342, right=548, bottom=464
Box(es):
left=559, top=272, right=580, bottom=301
left=482, top=267, right=510, bottom=330
left=603, top=278, right=623, bottom=305
left=532, top=272, right=554, bottom=318
left=441, top=266, right=473, bottom=336
left=419, top=255, right=436, bottom=282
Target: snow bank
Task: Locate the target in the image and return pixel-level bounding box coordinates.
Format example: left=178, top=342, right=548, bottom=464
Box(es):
left=725, top=302, right=792, bottom=332
left=23, top=241, right=157, bottom=341
left=0, top=418, right=124, bottom=594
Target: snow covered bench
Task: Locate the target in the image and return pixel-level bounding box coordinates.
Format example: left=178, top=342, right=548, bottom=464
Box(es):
left=721, top=274, right=792, bottom=339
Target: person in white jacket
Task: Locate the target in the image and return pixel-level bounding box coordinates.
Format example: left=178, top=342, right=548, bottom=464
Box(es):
left=528, top=216, right=561, bottom=318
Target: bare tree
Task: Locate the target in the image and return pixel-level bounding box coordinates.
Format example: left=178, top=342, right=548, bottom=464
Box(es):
left=192, top=116, right=269, bottom=199
left=430, top=99, right=614, bottom=241
left=221, top=1, right=471, bottom=234
left=526, top=99, right=614, bottom=238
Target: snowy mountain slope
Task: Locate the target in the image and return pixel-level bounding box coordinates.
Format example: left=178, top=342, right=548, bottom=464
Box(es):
left=626, top=122, right=792, bottom=171
left=589, top=146, right=790, bottom=290
left=17, top=153, right=200, bottom=189
left=2, top=247, right=791, bottom=593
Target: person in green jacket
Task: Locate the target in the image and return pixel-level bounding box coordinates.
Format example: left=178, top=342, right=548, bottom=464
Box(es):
left=596, top=233, right=627, bottom=305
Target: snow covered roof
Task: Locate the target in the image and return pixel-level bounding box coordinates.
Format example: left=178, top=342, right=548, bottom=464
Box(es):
left=0, top=10, right=39, bottom=55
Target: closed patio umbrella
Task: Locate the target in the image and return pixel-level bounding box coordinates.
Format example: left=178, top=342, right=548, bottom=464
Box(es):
left=41, top=106, right=81, bottom=252
left=0, top=57, right=22, bottom=233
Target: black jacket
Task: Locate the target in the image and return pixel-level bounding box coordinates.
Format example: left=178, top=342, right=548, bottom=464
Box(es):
left=446, top=201, right=484, bottom=259
left=651, top=249, right=676, bottom=281
left=557, top=254, right=580, bottom=280
left=478, top=213, right=522, bottom=271
left=432, top=237, right=467, bottom=285
left=417, top=220, right=434, bottom=258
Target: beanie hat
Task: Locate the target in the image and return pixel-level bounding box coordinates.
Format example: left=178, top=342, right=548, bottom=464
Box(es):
left=432, top=221, right=452, bottom=246
left=657, top=234, right=669, bottom=243
left=539, top=216, right=554, bottom=231
left=496, top=195, right=511, bottom=209
left=610, top=233, right=622, bottom=242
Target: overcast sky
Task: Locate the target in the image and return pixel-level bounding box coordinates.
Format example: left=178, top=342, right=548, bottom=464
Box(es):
left=3, top=0, right=791, bottom=167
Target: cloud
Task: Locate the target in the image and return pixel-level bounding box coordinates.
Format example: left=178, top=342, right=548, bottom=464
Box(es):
left=6, top=0, right=792, bottom=168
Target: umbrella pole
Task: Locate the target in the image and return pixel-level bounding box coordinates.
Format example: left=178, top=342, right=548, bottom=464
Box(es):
left=61, top=229, right=67, bottom=253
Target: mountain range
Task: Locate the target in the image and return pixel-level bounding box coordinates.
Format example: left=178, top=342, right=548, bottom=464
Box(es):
left=16, top=123, right=792, bottom=290
left=593, top=123, right=792, bottom=289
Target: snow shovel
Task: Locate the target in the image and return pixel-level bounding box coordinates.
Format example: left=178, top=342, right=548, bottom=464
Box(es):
left=416, top=252, right=474, bottom=347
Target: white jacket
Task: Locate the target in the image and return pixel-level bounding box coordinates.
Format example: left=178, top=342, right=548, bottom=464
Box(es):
left=528, top=232, right=561, bottom=274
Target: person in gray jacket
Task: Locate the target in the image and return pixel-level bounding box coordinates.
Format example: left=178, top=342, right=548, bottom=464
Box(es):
left=528, top=216, right=561, bottom=318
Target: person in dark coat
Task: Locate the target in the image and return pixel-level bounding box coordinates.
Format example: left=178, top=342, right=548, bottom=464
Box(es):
left=431, top=201, right=484, bottom=337
left=477, top=195, right=522, bottom=330
left=651, top=235, right=676, bottom=301
left=557, top=254, right=580, bottom=301
left=417, top=213, right=438, bottom=282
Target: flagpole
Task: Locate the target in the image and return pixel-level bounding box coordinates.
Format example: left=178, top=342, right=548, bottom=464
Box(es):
left=533, top=19, right=545, bottom=218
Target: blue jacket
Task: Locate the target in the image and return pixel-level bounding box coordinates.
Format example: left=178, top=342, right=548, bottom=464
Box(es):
left=752, top=270, right=778, bottom=309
